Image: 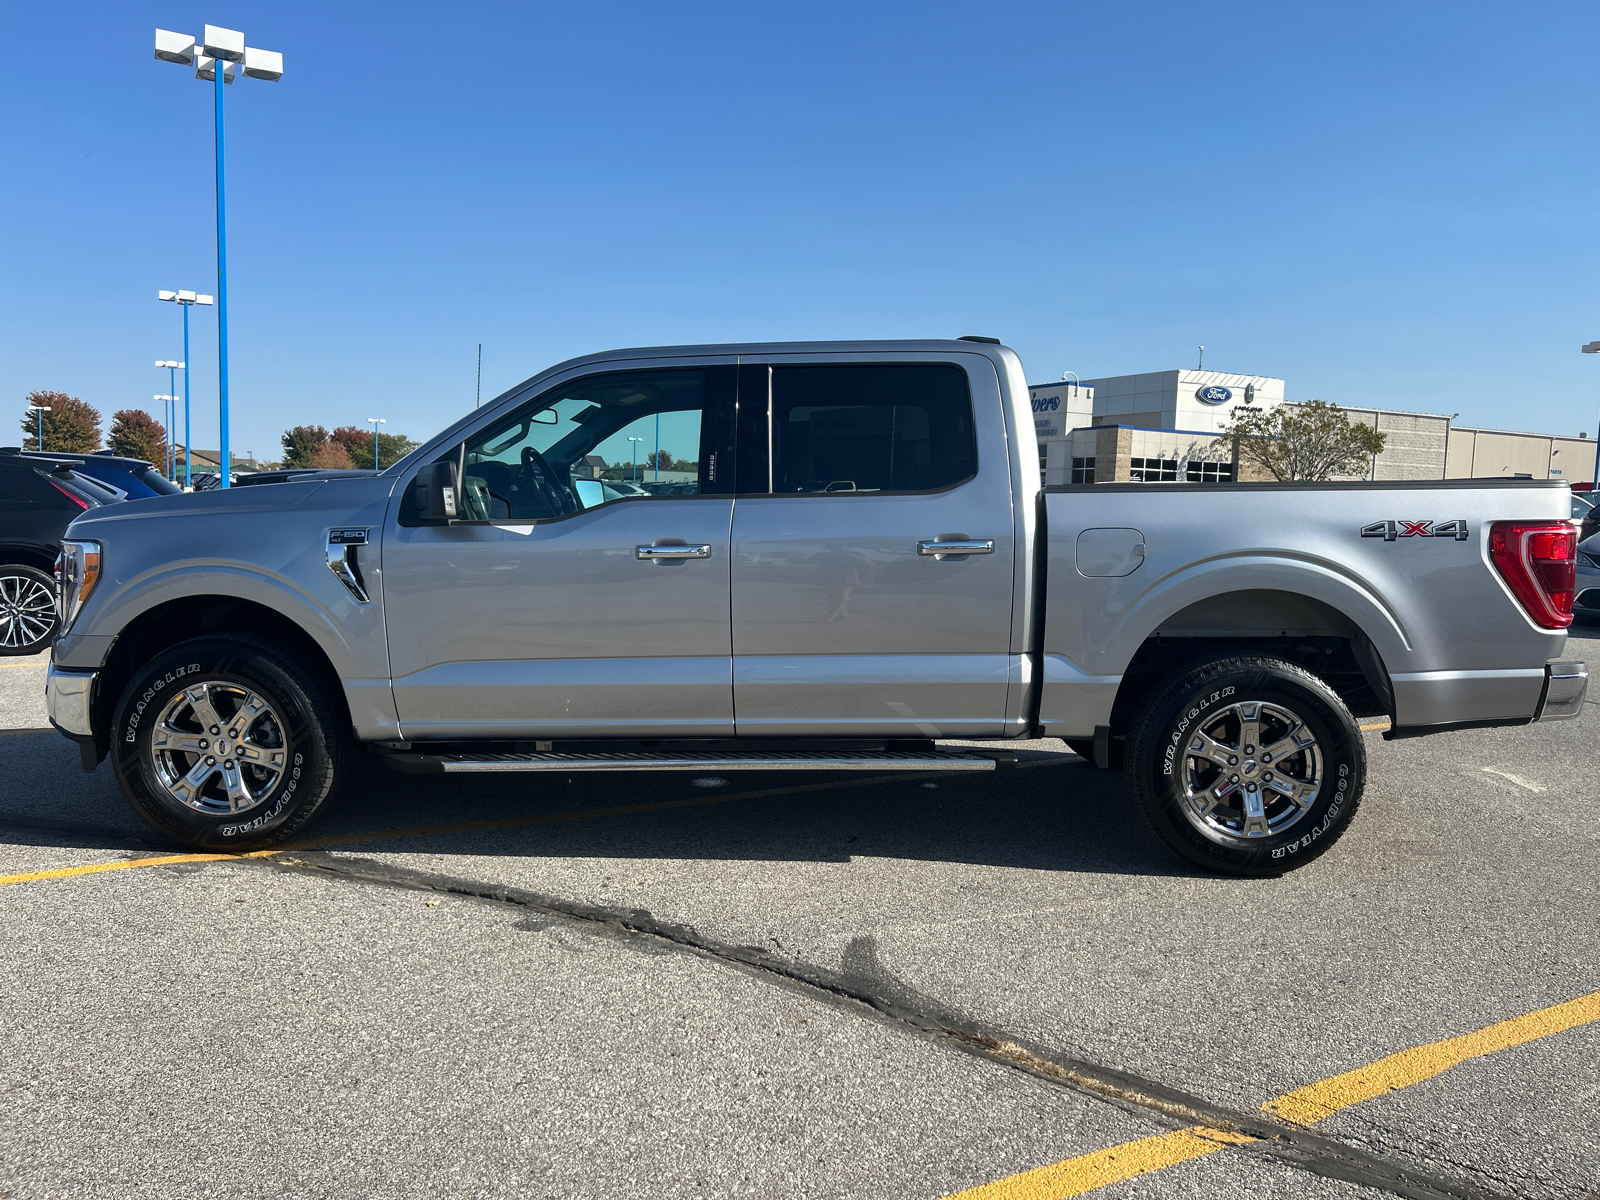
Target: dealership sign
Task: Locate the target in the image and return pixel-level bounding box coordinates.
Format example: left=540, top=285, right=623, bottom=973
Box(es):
left=1196, top=385, right=1233, bottom=404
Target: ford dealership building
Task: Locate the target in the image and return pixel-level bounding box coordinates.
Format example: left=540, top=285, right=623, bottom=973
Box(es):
left=1032, top=369, right=1595, bottom=487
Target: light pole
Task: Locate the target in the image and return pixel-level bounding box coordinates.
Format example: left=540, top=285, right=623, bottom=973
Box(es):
left=156, top=360, right=182, bottom=477
left=1583, top=342, right=1600, bottom=488
left=155, top=27, right=283, bottom=488
left=654, top=412, right=660, bottom=481
left=158, top=291, right=213, bottom=489
left=26, top=405, right=50, bottom=452
left=367, top=418, right=387, bottom=470
left=628, top=436, right=643, bottom=482
left=154, top=395, right=179, bottom=477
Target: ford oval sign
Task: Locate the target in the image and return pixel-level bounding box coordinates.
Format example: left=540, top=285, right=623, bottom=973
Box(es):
left=1196, top=385, right=1233, bottom=405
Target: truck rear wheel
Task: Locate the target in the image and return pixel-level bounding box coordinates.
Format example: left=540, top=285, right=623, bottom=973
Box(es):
left=1124, top=654, right=1365, bottom=876
left=111, top=634, right=349, bottom=851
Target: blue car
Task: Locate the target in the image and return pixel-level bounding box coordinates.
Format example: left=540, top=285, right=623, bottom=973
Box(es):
left=1, top=449, right=182, bottom=499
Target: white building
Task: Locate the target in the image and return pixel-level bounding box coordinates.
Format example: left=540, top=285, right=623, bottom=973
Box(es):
left=1032, top=366, right=1596, bottom=486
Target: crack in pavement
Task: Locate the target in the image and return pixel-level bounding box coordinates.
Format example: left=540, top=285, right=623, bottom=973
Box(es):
left=254, top=849, right=1505, bottom=1200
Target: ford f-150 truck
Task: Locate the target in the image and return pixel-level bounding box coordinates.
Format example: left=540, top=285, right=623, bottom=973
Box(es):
left=44, top=340, right=1589, bottom=874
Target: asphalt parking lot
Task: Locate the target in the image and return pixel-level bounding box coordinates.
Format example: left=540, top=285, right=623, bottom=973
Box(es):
left=2, top=633, right=1598, bottom=1200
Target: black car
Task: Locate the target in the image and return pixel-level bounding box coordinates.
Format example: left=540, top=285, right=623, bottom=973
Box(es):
left=0, top=457, right=117, bottom=655
left=0, top=447, right=181, bottom=499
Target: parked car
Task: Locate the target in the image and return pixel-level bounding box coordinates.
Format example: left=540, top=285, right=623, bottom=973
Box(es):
left=1572, top=492, right=1599, bottom=543
left=0, top=448, right=181, bottom=500
left=1576, top=532, right=1600, bottom=622
left=44, top=339, right=1588, bottom=875
left=0, top=456, right=119, bottom=654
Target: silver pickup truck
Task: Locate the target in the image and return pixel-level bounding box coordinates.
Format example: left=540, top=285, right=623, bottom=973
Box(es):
left=44, top=340, right=1588, bottom=874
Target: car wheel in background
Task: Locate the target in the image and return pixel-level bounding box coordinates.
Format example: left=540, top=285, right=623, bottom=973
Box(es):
left=0, top=564, right=59, bottom=656
left=111, top=634, right=349, bottom=850
left=1124, top=654, right=1365, bottom=876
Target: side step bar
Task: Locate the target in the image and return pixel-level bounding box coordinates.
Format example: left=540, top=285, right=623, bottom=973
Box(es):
left=380, top=750, right=1013, bottom=775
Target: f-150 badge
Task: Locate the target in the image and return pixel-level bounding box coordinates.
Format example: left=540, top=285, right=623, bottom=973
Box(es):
left=1360, top=520, right=1469, bottom=542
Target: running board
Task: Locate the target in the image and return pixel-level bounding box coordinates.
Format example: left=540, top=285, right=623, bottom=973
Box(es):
left=379, top=750, right=1012, bottom=775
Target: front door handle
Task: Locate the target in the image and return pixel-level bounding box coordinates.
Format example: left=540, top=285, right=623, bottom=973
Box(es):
left=636, top=544, right=712, bottom=560
left=917, top=539, right=993, bottom=557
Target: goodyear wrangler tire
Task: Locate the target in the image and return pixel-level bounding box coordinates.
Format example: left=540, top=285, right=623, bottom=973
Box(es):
left=111, top=634, right=348, bottom=851
left=1125, top=655, right=1365, bottom=876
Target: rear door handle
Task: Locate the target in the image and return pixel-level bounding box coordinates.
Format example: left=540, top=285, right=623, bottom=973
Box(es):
left=636, top=544, right=712, bottom=560
left=917, top=539, right=993, bottom=556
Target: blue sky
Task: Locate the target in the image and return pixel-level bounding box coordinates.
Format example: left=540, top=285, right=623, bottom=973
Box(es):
left=3, top=1, right=1598, bottom=460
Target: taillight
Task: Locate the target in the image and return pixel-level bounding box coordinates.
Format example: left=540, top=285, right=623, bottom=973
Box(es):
left=1489, top=521, right=1575, bottom=629
left=49, top=480, right=88, bottom=510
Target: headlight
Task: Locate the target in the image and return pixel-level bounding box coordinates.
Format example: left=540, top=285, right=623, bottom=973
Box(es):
left=54, top=540, right=101, bottom=635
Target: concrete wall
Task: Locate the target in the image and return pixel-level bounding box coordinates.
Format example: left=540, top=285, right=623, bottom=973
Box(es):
left=1335, top=407, right=1450, bottom=480
left=1446, top=427, right=1598, bottom=484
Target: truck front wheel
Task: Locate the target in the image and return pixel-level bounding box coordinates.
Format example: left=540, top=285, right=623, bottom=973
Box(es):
left=111, top=634, right=349, bottom=851
left=1125, top=654, right=1365, bottom=876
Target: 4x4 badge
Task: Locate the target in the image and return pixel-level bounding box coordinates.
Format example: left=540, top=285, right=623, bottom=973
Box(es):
left=1360, top=520, right=1469, bottom=542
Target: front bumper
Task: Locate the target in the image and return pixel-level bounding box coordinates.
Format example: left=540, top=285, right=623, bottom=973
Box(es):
left=1537, top=659, right=1588, bottom=721
left=46, top=664, right=97, bottom=737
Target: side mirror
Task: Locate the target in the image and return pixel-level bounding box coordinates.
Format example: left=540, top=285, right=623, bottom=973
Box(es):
left=413, top=459, right=460, bottom=521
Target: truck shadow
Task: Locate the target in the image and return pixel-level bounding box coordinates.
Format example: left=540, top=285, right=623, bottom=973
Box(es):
left=0, top=731, right=1200, bottom=879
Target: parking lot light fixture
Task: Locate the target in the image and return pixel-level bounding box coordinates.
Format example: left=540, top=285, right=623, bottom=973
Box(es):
left=156, top=360, right=185, bottom=477
left=26, top=405, right=50, bottom=452
left=158, top=291, right=214, bottom=488
left=1583, top=342, right=1600, bottom=489
left=367, top=418, right=386, bottom=470
left=628, top=436, right=644, bottom=482
left=154, top=27, right=283, bottom=488
left=154, top=394, right=180, bottom=478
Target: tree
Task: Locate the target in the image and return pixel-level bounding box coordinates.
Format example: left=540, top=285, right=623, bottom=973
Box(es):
left=329, top=425, right=371, bottom=463
left=308, top=441, right=355, bottom=469
left=109, top=409, right=168, bottom=466
left=331, top=424, right=418, bottom=469
left=281, top=425, right=330, bottom=468
left=19, top=390, right=102, bottom=453
left=1222, top=400, right=1388, bottom=482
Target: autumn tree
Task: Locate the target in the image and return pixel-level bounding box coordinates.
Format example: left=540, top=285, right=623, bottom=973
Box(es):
left=109, top=409, right=168, bottom=466
left=1222, top=400, right=1388, bottom=482
left=19, top=390, right=102, bottom=453
left=281, top=425, right=330, bottom=468
left=308, top=441, right=355, bottom=469
left=331, top=424, right=417, bottom=469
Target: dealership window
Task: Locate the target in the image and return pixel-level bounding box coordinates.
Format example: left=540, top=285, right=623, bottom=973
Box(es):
left=1071, top=456, right=1096, bottom=484
left=1129, top=456, right=1178, bottom=482
left=1185, top=461, right=1234, bottom=483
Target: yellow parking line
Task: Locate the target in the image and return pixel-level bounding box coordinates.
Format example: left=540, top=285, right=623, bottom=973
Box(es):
left=944, top=1127, right=1254, bottom=1200
left=0, top=849, right=281, bottom=886
left=1264, top=989, right=1600, bottom=1125
left=947, top=986, right=1600, bottom=1199
left=1359, top=720, right=1390, bottom=731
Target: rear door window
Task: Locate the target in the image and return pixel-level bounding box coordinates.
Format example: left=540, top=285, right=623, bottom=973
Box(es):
left=763, top=364, right=976, bottom=495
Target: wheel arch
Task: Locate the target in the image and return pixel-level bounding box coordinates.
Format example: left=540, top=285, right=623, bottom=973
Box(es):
left=1104, top=588, right=1396, bottom=744
left=0, top=543, right=59, bottom=574
left=91, top=595, right=351, bottom=763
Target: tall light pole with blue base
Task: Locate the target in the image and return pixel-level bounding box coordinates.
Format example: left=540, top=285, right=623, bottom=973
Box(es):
left=154, top=27, right=282, bottom=488
left=158, top=291, right=213, bottom=488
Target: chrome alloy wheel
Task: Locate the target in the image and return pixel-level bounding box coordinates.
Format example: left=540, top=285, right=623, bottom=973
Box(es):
left=1180, top=700, right=1322, bottom=841
left=0, top=571, right=56, bottom=650
left=147, top=681, right=288, bottom=815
